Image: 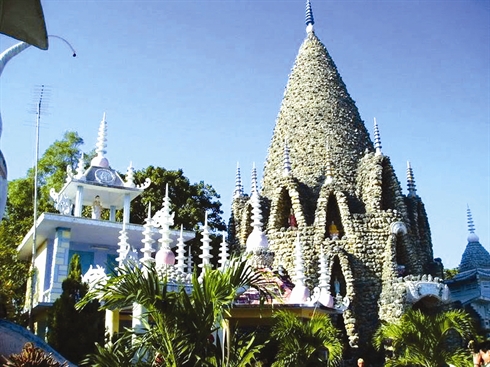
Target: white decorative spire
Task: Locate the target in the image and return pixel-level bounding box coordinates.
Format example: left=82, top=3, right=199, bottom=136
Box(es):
left=154, top=184, right=176, bottom=267
left=305, top=0, right=315, bottom=34
left=233, top=162, right=244, bottom=198
left=245, top=164, right=269, bottom=252
left=176, top=225, right=187, bottom=274
left=199, top=212, right=213, bottom=272
left=125, top=161, right=136, bottom=188
left=283, top=139, right=292, bottom=177
left=140, top=203, right=156, bottom=268
left=325, top=139, right=334, bottom=185
left=374, top=117, right=382, bottom=156
left=251, top=162, right=258, bottom=194
left=293, top=233, right=306, bottom=286
left=317, top=248, right=334, bottom=307
left=218, top=232, right=230, bottom=271
left=406, top=161, right=417, bottom=197
left=74, top=153, right=85, bottom=179
left=467, top=205, right=480, bottom=243
left=288, top=233, right=310, bottom=303
left=186, top=246, right=193, bottom=274
left=116, top=222, right=138, bottom=270
left=318, top=248, right=329, bottom=292
left=90, top=113, right=109, bottom=168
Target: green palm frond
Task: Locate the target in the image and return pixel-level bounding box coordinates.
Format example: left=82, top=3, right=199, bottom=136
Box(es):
left=374, top=309, right=476, bottom=367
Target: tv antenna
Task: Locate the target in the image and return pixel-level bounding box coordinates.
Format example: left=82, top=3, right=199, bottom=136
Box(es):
left=28, top=84, right=51, bottom=330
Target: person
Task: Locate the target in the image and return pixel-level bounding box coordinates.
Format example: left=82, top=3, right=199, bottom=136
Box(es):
left=357, top=358, right=365, bottom=367
left=473, top=341, right=490, bottom=367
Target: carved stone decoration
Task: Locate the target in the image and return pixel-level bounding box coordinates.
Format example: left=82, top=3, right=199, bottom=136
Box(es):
left=390, top=221, right=407, bottom=236
left=82, top=265, right=108, bottom=292
left=404, top=276, right=450, bottom=303
left=49, top=188, right=73, bottom=215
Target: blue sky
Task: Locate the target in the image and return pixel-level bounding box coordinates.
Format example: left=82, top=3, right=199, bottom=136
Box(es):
left=0, top=0, right=488, bottom=269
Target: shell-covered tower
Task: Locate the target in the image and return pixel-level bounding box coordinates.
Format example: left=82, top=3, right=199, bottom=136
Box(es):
left=230, top=1, right=445, bottom=357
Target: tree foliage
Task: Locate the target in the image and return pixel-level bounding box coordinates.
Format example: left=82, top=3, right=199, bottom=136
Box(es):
left=47, top=254, right=105, bottom=364
left=270, top=310, right=343, bottom=367
left=373, top=308, right=475, bottom=367
left=78, top=257, right=271, bottom=367
left=0, top=131, right=85, bottom=322
left=129, top=166, right=225, bottom=232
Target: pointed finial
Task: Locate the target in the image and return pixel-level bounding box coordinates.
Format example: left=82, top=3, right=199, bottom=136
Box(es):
left=233, top=162, right=244, bottom=198
left=467, top=205, right=480, bottom=243
left=75, top=153, right=85, bottom=179
left=283, top=139, right=292, bottom=177
left=374, top=118, right=382, bottom=156
left=467, top=205, right=475, bottom=233
left=251, top=163, right=258, bottom=194
left=406, top=161, right=417, bottom=197
left=305, top=0, right=315, bottom=33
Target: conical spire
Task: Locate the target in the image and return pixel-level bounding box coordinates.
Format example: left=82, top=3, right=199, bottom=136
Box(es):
left=186, top=246, right=193, bottom=274
left=288, top=233, right=310, bottom=303
left=293, top=233, right=306, bottom=287
left=374, top=118, right=382, bottom=156
left=283, top=139, right=292, bottom=177
left=218, top=232, right=229, bottom=271
left=459, top=208, right=490, bottom=272
left=251, top=163, right=258, bottom=194
left=261, top=13, right=372, bottom=198
left=175, top=225, right=187, bottom=274
left=199, top=212, right=213, bottom=272
left=155, top=184, right=176, bottom=267
left=317, top=248, right=334, bottom=307
left=305, top=0, right=315, bottom=33
left=233, top=162, right=244, bottom=198
left=90, top=113, right=109, bottom=167
left=406, top=161, right=417, bottom=197
left=117, top=222, right=138, bottom=270
left=140, top=203, right=156, bottom=267
left=246, top=165, right=269, bottom=252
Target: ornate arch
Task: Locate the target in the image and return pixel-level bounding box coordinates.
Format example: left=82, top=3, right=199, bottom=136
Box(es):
left=267, top=184, right=305, bottom=231
left=315, top=189, right=351, bottom=240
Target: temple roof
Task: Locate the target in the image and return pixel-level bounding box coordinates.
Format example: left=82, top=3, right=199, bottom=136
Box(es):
left=261, top=11, right=373, bottom=198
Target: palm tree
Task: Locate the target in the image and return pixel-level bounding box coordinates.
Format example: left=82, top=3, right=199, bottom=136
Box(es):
left=77, top=257, right=271, bottom=367
left=270, top=310, right=343, bottom=367
left=373, top=308, right=476, bottom=367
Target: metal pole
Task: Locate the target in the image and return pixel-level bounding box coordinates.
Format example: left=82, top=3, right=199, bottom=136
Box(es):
left=29, top=85, right=44, bottom=331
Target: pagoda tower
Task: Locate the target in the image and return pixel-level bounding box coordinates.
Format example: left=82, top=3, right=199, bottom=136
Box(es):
left=230, top=1, right=445, bottom=358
